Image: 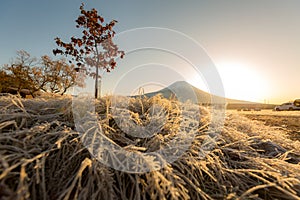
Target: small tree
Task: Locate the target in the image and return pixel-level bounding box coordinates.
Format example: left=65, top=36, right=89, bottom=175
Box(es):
left=3, top=50, right=39, bottom=96
left=53, top=3, right=124, bottom=98
left=39, top=56, right=79, bottom=95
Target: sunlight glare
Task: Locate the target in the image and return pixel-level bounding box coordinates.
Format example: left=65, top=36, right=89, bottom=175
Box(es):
left=216, top=62, right=268, bottom=103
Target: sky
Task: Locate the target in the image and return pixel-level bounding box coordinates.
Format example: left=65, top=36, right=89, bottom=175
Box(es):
left=0, top=0, right=299, bottom=104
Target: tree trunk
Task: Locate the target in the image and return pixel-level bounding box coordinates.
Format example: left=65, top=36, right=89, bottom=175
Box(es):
left=95, top=74, right=98, bottom=99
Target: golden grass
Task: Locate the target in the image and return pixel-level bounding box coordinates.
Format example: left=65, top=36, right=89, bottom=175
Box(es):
left=0, top=94, right=299, bottom=200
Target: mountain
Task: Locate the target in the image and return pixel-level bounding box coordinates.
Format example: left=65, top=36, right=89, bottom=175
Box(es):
left=142, top=81, right=245, bottom=104
left=140, top=81, right=275, bottom=109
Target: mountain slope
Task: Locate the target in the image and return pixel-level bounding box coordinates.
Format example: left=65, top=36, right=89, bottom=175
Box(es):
left=143, top=81, right=247, bottom=104
left=141, top=81, right=275, bottom=109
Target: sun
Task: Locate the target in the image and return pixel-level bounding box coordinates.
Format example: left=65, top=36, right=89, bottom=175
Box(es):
left=215, top=62, right=268, bottom=103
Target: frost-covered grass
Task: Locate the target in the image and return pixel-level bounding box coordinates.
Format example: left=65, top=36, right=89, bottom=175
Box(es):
left=0, top=94, right=300, bottom=200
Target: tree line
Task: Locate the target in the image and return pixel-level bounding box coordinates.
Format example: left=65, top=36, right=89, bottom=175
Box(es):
left=0, top=50, right=81, bottom=97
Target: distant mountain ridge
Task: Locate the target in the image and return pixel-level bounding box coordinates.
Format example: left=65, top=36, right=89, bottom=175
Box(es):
left=140, top=81, right=275, bottom=109
left=142, top=81, right=249, bottom=104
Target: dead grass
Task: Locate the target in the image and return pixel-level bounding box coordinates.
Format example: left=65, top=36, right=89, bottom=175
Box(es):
left=235, top=111, right=300, bottom=141
left=0, top=94, right=300, bottom=200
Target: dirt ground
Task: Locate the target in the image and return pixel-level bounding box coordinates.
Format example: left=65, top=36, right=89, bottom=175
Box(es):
left=232, top=110, right=300, bottom=141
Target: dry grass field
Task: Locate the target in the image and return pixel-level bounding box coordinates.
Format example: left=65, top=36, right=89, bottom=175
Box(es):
left=0, top=95, right=300, bottom=200
left=233, top=110, right=300, bottom=141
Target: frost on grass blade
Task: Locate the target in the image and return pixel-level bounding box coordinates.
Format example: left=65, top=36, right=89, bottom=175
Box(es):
left=73, top=93, right=202, bottom=173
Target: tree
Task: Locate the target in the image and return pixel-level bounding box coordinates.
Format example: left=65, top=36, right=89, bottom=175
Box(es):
left=53, top=3, right=124, bottom=98
left=3, top=50, right=39, bottom=96
left=0, top=70, right=12, bottom=92
left=1, top=50, right=80, bottom=96
left=39, top=56, right=80, bottom=95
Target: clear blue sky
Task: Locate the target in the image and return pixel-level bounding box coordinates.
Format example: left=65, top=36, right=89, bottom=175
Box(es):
left=1, top=0, right=299, bottom=103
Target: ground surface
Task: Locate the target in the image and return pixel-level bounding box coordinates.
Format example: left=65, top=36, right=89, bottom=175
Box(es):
left=1, top=96, right=300, bottom=200
left=230, top=110, right=300, bottom=141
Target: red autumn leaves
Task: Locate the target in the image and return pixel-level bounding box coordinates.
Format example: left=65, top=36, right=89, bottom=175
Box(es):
left=53, top=3, right=124, bottom=75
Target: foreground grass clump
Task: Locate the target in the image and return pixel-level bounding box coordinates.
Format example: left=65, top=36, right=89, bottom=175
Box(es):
left=0, top=95, right=300, bottom=200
